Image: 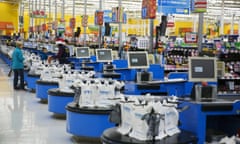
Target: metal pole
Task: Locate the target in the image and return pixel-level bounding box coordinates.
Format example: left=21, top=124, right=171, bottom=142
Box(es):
left=29, top=0, right=31, bottom=28
left=62, top=0, right=65, bottom=39
left=18, top=2, right=21, bottom=33
left=21, top=3, right=25, bottom=39
left=230, top=14, right=235, bottom=35
left=99, top=0, right=103, bottom=49
left=193, top=15, right=198, bottom=33
left=55, top=0, right=57, bottom=37
left=149, top=19, right=154, bottom=53
left=118, top=0, right=122, bottom=53
left=22, top=3, right=24, bottom=28
left=126, top=17, right=129, bottom=36
left=238, top=17, right=240, bottom=35
left=49, top=0, right=51, bottom=23
left=38, top=0, right=41, bottom=37
left=197, top=13, right=204, bottom=52
left=62, top=0, right=65, bottom=20
left=220, top=0, right=224, bottom=35
left=72, top=0, right=75, bottom=42
left=43, top=0, right=46, bottom=24
left=55, top=0, right=57, bottom=21
left=73, top=0, right=75, bottom=18
left=35, top=0, right=38, bottom=27
left=84, top=0, right=87, bottom=46
left=31, top=0, right=34, bottom=27
left=39, top=0, right=41, bottom=26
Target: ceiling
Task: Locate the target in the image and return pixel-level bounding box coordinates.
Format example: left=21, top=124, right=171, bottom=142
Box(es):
left=1, top=0, right=240, bottom=22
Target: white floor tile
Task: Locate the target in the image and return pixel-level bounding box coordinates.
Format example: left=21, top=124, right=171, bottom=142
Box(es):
left=0, top=59, right=100, bottom=144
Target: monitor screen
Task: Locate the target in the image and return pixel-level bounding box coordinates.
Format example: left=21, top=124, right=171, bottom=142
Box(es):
left=188, top=56, right=217, bottom=82
left=75, top=47, right=90, bottom=59
left=127, top=51, right=149, bottom=69
left=96, top=49, right=113, bottom=63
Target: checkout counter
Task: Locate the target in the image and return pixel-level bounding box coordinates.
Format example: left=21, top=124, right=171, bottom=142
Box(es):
left=66, top=102, right=114, bottom=138
left=48, top=88, right=74, bottom=114
left=124, top=72, right=191, bottom=97
left=180, top=98, right=240, bottom=144
left=36, top=80, right=59, bottom=101
left=101, top=127, right=198, bottom=144
left=65, top=78, right=124, bottom=138
left=26, top=72, right=41, bottom=91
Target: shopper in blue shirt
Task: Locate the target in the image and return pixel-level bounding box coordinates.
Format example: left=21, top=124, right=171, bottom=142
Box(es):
left=12, top=41, right=25, bottom=90
left=40, top=47, right=48, bottom=61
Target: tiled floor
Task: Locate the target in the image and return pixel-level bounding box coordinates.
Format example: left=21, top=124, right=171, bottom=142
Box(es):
left=0, top=59, right=99, bottom=144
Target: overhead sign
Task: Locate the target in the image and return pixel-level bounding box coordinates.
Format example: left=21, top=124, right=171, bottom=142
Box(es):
left=95, top=10, right=104, bottom=25
left=70, top=18, right=76, bottom=28
left=158, top=0, right=191, bottom=14
left=158, top=0, right=190, bottom=7
left=104, top=10, right=112, bottom=23
left=112, top=7, right=127, bottom=23
left=192, top=0, right=207, bottom=13
left=30, top=10, right=47, bottom=18
left=159, top=7, right=190, bottom=14
left=142, top=0, right=157, bottom=19
left=42, top=24, right=47, bottom=31
left=81, top=15, right=88, bottom=27
left=0, top=22, right=14, bottom=30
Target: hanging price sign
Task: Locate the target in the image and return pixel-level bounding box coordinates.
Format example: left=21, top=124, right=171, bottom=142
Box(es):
left=81, top=15, right=88, bottom=27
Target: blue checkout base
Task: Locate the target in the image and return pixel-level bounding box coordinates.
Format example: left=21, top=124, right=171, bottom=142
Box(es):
left=179, top=100, right=240, bottom=144
left=24, top=70, right=29, bottom=84
left=164, top=82, right=187, bottom=97
left=114, top=69, right=136, bottom=81
left=48, top=88, right=74, bottom=115
left=0, top=53, right=11, bottom=66
left=66, top=103, right=114, bottom=138
left=124, top=82, right=167, bottom=95
left=36, top=80, right=59, bottom=100
left=26, top=74, right=40, bottom=91
left=85, top=62, right=103, bottom=72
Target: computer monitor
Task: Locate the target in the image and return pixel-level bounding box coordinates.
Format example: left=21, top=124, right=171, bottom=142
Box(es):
left=127, top=51, right=149, bottom=69
left=188, top=56, right=217, bottom=82
left=75, top=47, right=90, bottom=59
left=96, top=48, right=113, bottom=63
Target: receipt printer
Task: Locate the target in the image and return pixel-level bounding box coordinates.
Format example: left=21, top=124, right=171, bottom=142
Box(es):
left=191, top=85, right=217, bottom=101
left=136, top=71, right=153, bottom=83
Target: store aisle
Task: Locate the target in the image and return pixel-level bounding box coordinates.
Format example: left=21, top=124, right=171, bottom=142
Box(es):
left=0, top=59, right=95, bottom=144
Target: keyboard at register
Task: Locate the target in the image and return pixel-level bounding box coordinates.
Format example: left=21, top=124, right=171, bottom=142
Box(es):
left=146, top=78, right=185, bottom=84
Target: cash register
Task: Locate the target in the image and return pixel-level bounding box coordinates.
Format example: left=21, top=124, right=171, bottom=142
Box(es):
left=188, top=56, right=218, bottom=101
left=75, top=47, right=94, bottom=71
left=96, top=48, right=121, bottom=79
left=180, top=56, right=240, bottom=144
left=127, top=51, right=152, bottom=83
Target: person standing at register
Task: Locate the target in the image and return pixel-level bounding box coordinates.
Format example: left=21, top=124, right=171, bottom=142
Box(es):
left=48, top=39, right=70, bottom=64
left=11, top=41, right=25, bottom=90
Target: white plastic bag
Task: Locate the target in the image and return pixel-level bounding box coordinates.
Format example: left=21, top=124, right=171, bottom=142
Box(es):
left=78, top=81, right=95, bottom=107
left=129, top=105, right=151, bottom=141
left=117, top=102, right=133, bottom=135
left=152, top=101, right=167, bottom=139
left=164, top=106, right=180, bottom=136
